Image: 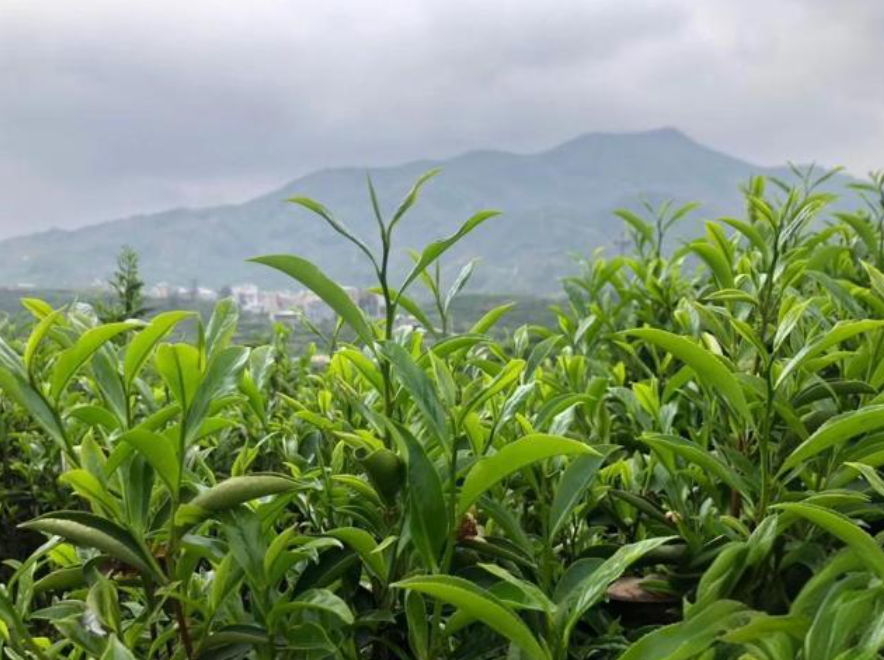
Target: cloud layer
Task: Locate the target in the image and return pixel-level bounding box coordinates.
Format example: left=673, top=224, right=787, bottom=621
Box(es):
left=1, top=0, right=882, bottom=238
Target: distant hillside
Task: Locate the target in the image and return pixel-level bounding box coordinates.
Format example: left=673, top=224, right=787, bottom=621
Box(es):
left=0, top=128, right=843, bottom=294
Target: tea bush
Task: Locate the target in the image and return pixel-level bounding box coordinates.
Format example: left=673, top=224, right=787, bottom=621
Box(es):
left=2, top=168, right=884, bottom=659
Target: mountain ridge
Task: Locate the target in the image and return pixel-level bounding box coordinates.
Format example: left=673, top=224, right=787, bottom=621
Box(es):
left=0, top=128, right=828, bottom=294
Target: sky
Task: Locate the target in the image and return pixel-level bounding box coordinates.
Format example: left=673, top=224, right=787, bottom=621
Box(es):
left=0, top=0, right=882, bottom=239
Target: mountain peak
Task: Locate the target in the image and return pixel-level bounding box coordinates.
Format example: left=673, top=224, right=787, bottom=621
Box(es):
left=0, top=129, right=778, bottom=294
left=547, top=126, right=696, bottom=154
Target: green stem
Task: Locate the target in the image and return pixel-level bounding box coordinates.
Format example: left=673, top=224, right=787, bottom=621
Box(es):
left=429, top=423, right=462, bottom=659
left=755, top=219, right=783, bottom=518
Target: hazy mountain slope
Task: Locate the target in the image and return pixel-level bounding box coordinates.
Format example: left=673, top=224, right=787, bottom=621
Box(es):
left=0, top=128, right=796, bottom=294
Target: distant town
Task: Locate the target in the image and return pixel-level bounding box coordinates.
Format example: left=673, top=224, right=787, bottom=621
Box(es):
left=147, top=282, right=384, bottom=324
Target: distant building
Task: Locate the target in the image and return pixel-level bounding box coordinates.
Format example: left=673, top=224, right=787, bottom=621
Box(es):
left=230, top=284, right=261, bottom=312
left=194, top=287, right=218, bottom=302
left=148, top=282, right=189, bottom=299
left=149, top=282, right=219, bottom=301
left=150, top=280, right=383, bottom=321
left=270, top=287, right=384, bottom=324
left=346, top=287, right=383, bottom=317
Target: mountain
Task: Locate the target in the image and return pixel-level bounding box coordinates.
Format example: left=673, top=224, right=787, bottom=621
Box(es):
left=0, top=128, right=802, bottom=294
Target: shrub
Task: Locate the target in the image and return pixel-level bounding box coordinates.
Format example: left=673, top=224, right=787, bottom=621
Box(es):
left=1, top=168, right=884, bottom=659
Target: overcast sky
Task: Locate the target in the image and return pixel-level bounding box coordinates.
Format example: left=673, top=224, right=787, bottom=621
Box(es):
left=0, top=0, right=882, bottom=239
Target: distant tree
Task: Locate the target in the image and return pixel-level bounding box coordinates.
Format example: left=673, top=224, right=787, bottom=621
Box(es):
left=97, top=245, right=149, bottom=323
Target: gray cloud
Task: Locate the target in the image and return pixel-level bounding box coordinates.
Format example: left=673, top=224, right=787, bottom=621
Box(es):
left=1, top=0, right=882, bottom=238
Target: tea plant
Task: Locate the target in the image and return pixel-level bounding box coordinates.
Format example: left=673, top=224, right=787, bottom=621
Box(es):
left=2, top=169, right=884, bottom=660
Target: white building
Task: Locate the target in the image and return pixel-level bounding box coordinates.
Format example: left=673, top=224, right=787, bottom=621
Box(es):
left=230, top=284, right=261, bottom=312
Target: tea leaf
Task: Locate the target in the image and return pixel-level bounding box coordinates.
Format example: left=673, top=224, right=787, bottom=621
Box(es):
left=775, top=503, right=884, bottom=579
left=459, top=434, right=597, bottom=515
left=124, top=310, right=193, bottom=389
left=620, top=600, right=749, bottom=660
left=626, top=328, right=751, bottom=423
left=249, top=254, right=375, bottom=346
left=398, top=210, right=500, bottom=297
left=393, top=575, right=550, bottom=660
left=326, top=527, right=388, bottom=582
left=50, top=321, right=139, bottom=399
left=395, top=426, right=447, bottom=570
left=21, top=511, right=164, bottom=581
left=779, top=405, right=884, bottom=475
left=117, top=429, right=180, bottom=496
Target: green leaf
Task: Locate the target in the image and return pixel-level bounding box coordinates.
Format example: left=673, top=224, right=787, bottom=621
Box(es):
left=444, top=259, right=478, bottom=313
left=479, top=563, right=556, bottom=615
left=388, top=168, right=442, bottom=233
left=619, top=600, right=749, bottom=660
left=249, top=254, right=375, bottom=346
left=59, top=469, right=120, bottom=515
left=288, top=196, right=377, bottom=268
left=284, top=623, right=336, bottom=653
left=626, top=328, right=751, bottom=423
left=777, top=320, right=884, bottom=389
left=50, top=321, right=138, bottom=399
left=693, top=542, right=749, bottom=609
left=20, top=511, right=164, bottom=581
left=295, top=546, right=358, bottom=594
left=845, top=462, right=884, bottom=498
left=779, top=405, right=884, bottom=476
left=381, top=342, right=448, bottom=446
left=775, top=503, right=884, bottom=579
left=548, top=451, right=608, bottom=540
left=117, top=429, right=180, bottom=497
left=792, top=379, right=876, bottom=408
left=268, top=588, right=354, bottom=629
left=205, top=297, right=240, bottom=358
left=0, top=586, right=48, bottom=658
left=839, top=213, right=879, bottom=256
left=393, top=575, right=550, bottom=660
left=525, top=335, right=563, bottom=378
left=325, top=527, right=388, bottom=582
left=24, top=308, right=65, bottom=371
left=222, top=507, right=267, bottom=587
left=615, top=209, right=654, bottom=245
left=395, top=427, right=448, bottom=570
left=338, top=348, right=384, bottom=394
left=430, top=351, right=457, bottom=408
left=641, top=433, right=750, bottom=496
left=198, top=625, right=269, bottom=657
left=722, top=613, right=808, bottom=645
left=405, top=591, right=429, bottom=660
left=0, top=367, right=67, bottom=451
left=20, top=296, right=53, bottom=318
left=720, top=217, right=768, bottom=255
left=154, top=343, right=201, bottom=408
left=460, top=358, right=526, bottom=421
left=0, top=334, right=26, bottom=378
left=459, top=434, right=597, bottom=515
left=69, top=404, right=121, bottom=431
left=33, top=566, right=86, bottom=596
left=398, top=210, right=501, bottom=297
left=774, top=299, right=813, bottom=352
left=557, top=537, right=674, bottom=644
left=240, top=373, right=266, bottom=425
left=357, top=448, right=404, bottom=505
left=176, top=474, right=299, bottom=527
left=470, top=303, right=515, bottom=335
left=689, top=240, right=734, bottom=288
left=101, top=635, right=138, bottom=660
left=184, top=346, right=249, bottom=444
left=123, top=311, right=193, bottom=389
